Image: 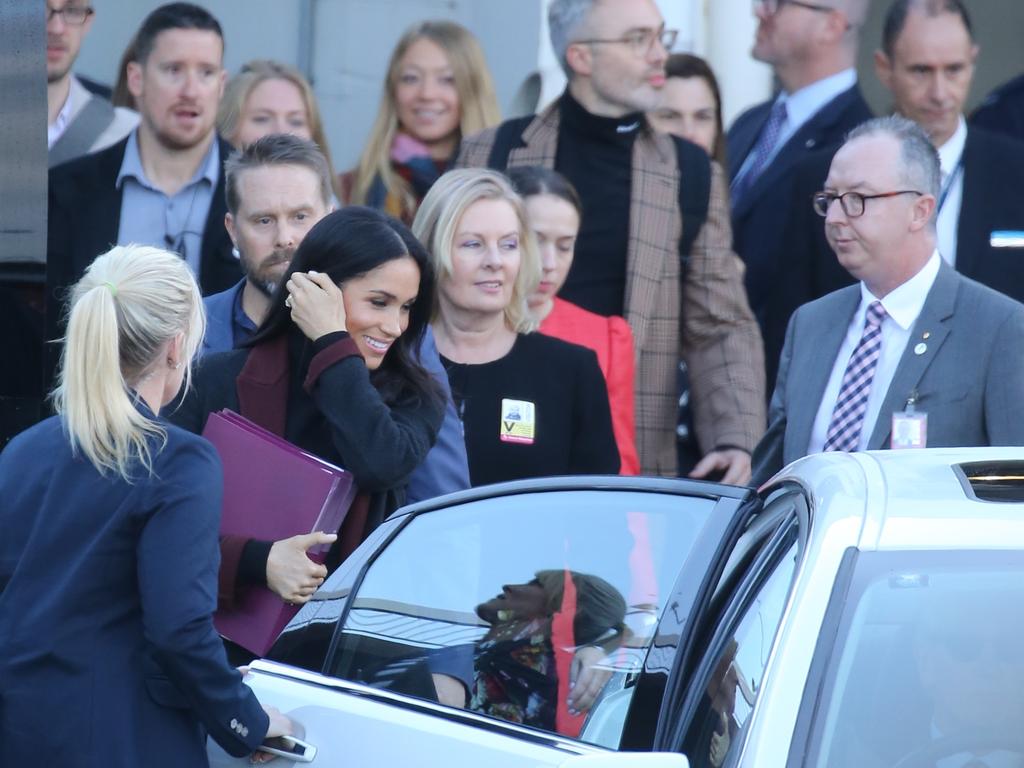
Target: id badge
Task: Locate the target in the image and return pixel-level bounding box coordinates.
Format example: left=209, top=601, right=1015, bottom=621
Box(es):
left=891, top=410, right=927, bottom=449
left=500, top=398, right=535, bottom=444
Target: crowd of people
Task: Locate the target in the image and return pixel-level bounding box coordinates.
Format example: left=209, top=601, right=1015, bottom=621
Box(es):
left=6, top=0, right=1024, bottom=762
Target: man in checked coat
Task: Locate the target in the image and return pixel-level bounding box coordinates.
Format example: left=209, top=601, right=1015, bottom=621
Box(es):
left=458, top=0, right=765, bottom=481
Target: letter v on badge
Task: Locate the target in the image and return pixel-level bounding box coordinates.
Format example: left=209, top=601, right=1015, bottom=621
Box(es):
left=500, top=398, right=535, bottom=444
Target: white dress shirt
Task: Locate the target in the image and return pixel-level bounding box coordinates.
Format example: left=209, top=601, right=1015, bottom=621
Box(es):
left=936, top=116, right=968, bottom=267
left=808, top=252, right=942, bottom=454
left=47, top=85, right=75, bottom=149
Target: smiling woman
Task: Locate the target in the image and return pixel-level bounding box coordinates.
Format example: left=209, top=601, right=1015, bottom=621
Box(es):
left=342, top=20, right=501, bottom=224
left=413, top=169, right=620, bottom=486
left=171, top=207, right=446, bottom=636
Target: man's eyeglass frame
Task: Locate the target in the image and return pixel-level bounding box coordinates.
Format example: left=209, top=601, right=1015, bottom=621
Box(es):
left=754, top=0, right=835, bottom=15
left=47, top=4, right=95, bottom=25
left=572, top=27, right=679, bottom=57
left=813, top=190, right=925, bottom=218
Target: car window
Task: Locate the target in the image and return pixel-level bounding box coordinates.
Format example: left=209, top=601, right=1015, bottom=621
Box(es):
left=325, top=489, right=717, bottom=745
left=803, top=551, right=1024, bottom=768
left=680, top=536, right=799, bottom=768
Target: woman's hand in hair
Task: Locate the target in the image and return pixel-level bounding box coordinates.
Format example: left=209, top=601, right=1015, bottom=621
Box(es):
left=285, top=271, right=349, bottom=341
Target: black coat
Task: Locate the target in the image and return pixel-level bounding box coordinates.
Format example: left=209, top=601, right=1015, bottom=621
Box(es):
left=726, top=84, right=873, bottom=328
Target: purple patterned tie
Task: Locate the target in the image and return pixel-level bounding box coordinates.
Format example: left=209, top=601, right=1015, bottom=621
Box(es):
left=823, top=301, right=888, bottom=453
left=731, top=99, right=788, bottom=204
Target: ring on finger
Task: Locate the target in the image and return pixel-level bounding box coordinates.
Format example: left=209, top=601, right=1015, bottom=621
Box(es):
left=284, top=295, right=294, bottom=309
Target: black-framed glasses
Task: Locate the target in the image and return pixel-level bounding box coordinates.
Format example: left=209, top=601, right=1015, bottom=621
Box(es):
left=754, top=0, right=834, bottom=14
left=573, top=27, right=678, bottom=57
left=46, top=4, right=94, bottom=25
left=812, top=190, right=924, bottom=218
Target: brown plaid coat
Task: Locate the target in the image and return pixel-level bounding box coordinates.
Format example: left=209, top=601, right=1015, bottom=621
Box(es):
left=457, top=100, right=765, bottom=476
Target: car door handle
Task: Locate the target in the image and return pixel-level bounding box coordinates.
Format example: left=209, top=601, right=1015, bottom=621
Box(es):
left=258, top=735, right=317, bottom=763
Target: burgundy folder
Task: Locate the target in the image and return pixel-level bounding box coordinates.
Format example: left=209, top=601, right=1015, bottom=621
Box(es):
left=202, top=409, right=356, bottom=655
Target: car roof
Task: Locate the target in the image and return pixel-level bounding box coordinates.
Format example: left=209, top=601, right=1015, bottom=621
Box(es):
left=771, top=447, right=1024, bottom=552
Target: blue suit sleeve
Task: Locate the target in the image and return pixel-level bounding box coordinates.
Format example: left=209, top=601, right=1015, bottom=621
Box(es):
left=406, top=327, right=470, bottom=504
left=137, top=434, right=268, bottom=756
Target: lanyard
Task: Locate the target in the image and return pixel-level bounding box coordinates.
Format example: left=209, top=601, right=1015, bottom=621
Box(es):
left=937, top=158, right=964, bottom=214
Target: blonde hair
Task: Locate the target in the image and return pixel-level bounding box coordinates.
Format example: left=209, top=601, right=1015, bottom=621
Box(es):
left=412, top=168, right=541, bottom=334
left=52, top=245, right=205, bottom=481
left=351, top=21, right=501, bottom=213
left=217, top=59, right=341, bottom=197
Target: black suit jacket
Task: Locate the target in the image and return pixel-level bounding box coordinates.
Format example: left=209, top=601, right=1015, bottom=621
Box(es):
left=47, top=134, right=239, bottom=303
left=768, top=125, right=1024, bottom=388
left=726, top=84, right=873, bottom=327
left=45, top=134, right=240, bottom=387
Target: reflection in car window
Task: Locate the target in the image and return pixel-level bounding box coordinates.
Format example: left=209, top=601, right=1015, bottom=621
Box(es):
left=806, top=552, right=1024, bottom=768
left=682, top=539, right=798, bottom=768
left=326, top=490, right=716, bottom=745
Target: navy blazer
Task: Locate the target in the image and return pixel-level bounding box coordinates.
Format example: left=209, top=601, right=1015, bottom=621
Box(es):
left=200, top=280, right=470, bottom=504
left=0, top=413, right=267, bottom=766
left=726, top=84, right=872, bottom=326
left=768, top=125, right=1024, bottom=386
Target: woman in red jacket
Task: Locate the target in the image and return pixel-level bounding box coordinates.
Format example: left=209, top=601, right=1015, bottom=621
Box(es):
left=508, top=167, right=640, bottom=475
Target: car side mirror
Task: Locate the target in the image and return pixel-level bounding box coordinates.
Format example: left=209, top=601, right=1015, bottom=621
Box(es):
left=558, top=754, right=689, bottom=768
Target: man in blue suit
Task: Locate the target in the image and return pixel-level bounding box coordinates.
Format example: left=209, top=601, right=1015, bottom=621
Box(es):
left=728, top=0, right=872, bottom=335
left=203, top=134, right=470, bottom=507
left=752, top=116, right=1024, bottom=485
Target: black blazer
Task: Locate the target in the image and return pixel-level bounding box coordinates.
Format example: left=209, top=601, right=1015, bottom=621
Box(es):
left=0, top=413, right=267, bottom=765
left=46, top=134, right=240, bottom=303
left=45, top=134, right=240, bottom=388
left=767, top=125, right=1024, bottom=388
left=726, top=84, right=873, bottom=326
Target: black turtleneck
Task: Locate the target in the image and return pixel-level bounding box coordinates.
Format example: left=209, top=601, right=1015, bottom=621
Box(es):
left=554, top=91, right=642, bottom=318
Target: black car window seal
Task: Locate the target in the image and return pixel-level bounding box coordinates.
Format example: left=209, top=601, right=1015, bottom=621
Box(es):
left=661, top=515, right=801, bottom=758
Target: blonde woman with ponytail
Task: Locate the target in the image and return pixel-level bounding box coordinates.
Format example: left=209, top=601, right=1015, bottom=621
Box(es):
left=0, top=245, right=290, bottom=767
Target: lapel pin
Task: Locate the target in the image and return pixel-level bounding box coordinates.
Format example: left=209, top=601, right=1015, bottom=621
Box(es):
left=914, top=342, right=927, bottom=355
left=922, top=331, right=931, bottom=339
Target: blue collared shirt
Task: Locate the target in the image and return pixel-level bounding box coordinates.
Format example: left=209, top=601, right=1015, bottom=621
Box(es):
left=230, top=281, right=259, bottom=348
left=116, top=130, right=219, bottom=276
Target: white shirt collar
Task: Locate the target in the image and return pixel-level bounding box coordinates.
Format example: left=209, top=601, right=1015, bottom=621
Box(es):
left=860, top=250, right=941, bottom=330
left=47, top=80, right=76, bottom=148
left=782, top=68, right=858, bottom=129
left=936, top=115, right=968, bottom=175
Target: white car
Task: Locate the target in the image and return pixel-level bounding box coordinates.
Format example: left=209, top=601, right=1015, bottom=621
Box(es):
left=210, top=448, right=1024, bottom=767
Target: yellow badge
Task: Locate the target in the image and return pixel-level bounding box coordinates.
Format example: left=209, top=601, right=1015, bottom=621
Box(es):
left=499, top=398, right=535, bottom=445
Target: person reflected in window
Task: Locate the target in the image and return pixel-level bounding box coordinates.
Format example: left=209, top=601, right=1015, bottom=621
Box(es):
left=507, top=166, right=639, bottom=475
left=341, top=21, right=501, bottom=224
left=412, top=168, right=620, bottom=486
left=433, top=569, right=626, bottom=735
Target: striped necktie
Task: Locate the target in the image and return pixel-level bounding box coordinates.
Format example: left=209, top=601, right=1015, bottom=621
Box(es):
left=823, top=301, right=888, bottom=453
left=731, top=99, right=788, bottom=205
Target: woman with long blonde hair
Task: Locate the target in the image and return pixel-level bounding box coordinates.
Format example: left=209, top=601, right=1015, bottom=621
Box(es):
left=218, top=59, right=341, bottom=197
left=413, top=169, right=619, bottom=486
left=0, top=245, right=289, bottom=766
left=343, top=21, right=500, bottom=223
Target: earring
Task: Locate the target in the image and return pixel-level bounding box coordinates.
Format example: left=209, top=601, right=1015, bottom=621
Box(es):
left=231, top=246, right=240, bottom=260
left=167, top=357, right=182, bottom=370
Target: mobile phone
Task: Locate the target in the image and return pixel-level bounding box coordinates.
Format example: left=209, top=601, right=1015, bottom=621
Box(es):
left=258, top=735, right=317, bottom=762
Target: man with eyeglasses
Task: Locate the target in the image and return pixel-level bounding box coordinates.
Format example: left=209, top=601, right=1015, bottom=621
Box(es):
left=751, top=115, right=1024, bottom=485
left=778, top=0, right=1024, bottom=345
left=46, top=0, right=138, bottom=166
left=727, top=0, right=871, bottom=340
left=458, top=0, right=765, bottom=483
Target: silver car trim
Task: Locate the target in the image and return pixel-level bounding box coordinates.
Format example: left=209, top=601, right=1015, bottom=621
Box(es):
left=248, top=659, right=603, bottom=755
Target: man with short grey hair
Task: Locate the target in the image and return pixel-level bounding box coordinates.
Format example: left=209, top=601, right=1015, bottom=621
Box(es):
left=752, top=115, right=1024, bottom=483
left=459, top=0, right=765, bottom=482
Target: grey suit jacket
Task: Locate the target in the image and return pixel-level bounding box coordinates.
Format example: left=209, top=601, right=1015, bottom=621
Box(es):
left=752, top=262, right=1024, bottom=484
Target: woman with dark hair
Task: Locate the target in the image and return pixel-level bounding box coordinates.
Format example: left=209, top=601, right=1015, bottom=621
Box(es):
left=506, top=166, right=639, bottom=476
left=173, top=206, right=445, bottom=610
left=648, top=53, right=727, bottom=166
